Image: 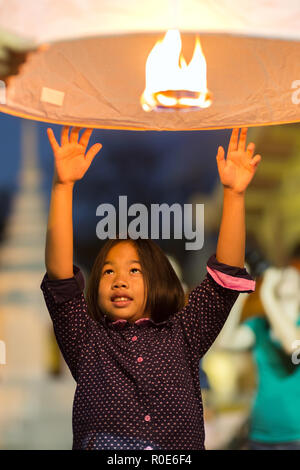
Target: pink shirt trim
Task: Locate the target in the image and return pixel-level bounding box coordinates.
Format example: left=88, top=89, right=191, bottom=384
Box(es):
left=112, top=317, right=151, bottom=325
left=111, top=318, right=127, bottom=325
left=207, top=266, right=255, bottom=292
left=135, top=317, right=151, bottom=325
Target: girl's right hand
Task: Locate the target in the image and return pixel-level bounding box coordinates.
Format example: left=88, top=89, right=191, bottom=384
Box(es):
left=47, top=126, right=102, bottom=185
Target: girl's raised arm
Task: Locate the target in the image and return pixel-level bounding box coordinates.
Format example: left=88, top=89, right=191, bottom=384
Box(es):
left=45, top=126, right=102, bottom=280
left=215, top=128, right=261, bottom=268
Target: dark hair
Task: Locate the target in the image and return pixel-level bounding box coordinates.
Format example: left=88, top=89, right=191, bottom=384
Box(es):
left=86, top=238, right=185, bottom=323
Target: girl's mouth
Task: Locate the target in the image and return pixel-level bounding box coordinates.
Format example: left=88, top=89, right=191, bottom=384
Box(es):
left=111, top=296, right=133, bottom=307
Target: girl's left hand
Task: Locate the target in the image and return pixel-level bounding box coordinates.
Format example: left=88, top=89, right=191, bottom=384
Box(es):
left=216, top=127, right=261, bottom=194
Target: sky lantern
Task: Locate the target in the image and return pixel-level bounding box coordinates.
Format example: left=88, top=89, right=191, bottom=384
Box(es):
left=0, top=0, right=299, bottom=130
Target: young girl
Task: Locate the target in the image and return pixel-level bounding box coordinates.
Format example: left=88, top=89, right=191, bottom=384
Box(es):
left=41, top=125, right=261, bottom=450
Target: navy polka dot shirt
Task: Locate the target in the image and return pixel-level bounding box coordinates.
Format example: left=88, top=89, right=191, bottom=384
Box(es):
left=40, top=254, right=255, bottom=450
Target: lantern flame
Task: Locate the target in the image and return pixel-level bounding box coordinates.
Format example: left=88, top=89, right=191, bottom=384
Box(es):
left=141, top=30, right=212, bottom=112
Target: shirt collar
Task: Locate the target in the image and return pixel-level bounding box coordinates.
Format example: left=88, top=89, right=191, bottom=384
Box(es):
left=102, top=314, right=171, bottom=329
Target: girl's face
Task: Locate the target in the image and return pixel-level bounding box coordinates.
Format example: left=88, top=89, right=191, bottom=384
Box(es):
left=98, top=241, right=148, bottom=323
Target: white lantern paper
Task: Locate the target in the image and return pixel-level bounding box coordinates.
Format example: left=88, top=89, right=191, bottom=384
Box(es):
left=0, top=0, right=299, bottom=130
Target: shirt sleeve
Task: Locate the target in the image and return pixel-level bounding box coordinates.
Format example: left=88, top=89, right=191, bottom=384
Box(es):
left=40, top=265, right=97, bottom=381
left=174, top=254, right=256, bottom=359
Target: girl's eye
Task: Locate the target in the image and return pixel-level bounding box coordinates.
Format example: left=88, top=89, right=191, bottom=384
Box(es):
left=103, top=269, right=113, bottom=275
left=131, top=268, right=141, bottom=274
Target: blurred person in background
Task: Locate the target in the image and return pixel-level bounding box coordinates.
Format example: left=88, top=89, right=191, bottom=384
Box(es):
left=215, top=251, right=300, bottom=450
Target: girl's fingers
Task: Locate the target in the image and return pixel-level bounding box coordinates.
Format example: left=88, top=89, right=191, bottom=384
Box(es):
left=70, top=126, right=82, bottom=143
left=228, top=128, right=239, bottom=153
left=238, top=127, right=248, bottom=152
left=250, top=154, right=261, bottom=168
left=61, top=125, right=70, bottom=146
left=216, top=146, right=225, bottom=161
left=85, top=143, right=102, bottom=166
left=216, top=146, right=226, bottom=172
left=247, top=142, right=255, bottom=158
left=47, top=128, right=60, bottom=153
left=79, top=128, right=93, bottom=147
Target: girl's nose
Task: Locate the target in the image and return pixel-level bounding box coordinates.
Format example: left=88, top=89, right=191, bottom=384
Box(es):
left=113, top=278, right=128, bottom=288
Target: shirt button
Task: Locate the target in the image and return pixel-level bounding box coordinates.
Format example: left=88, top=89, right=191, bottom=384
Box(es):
left=137, top=356, right=143, bottom=363
left=145, top=446, right=153, bottom=450
left=131, top=336, right=137, bottom=342
left=144, top=415, right=151, bottom=422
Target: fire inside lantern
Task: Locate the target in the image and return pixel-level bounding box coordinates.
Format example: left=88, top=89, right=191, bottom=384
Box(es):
left=141, top=30, right=212, bottom=112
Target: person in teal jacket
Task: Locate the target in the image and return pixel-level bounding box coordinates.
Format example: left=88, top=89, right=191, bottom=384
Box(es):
left=215, top=261, right=300, bottom=450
